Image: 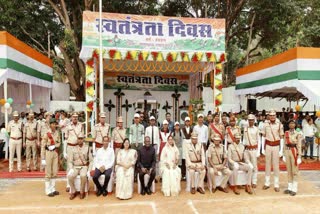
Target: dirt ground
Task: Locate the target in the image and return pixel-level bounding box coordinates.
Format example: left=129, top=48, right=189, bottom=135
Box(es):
left=0, top=173, right=319, bottom=214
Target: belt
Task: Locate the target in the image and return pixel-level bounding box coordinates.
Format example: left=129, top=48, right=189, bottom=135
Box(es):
left=67, top=143, right=77, bottom=147
left=266, top=140, right=280, bottom=146
left=10, top=137, right=22, bottom=140
left=45, top=146, right=57, bottom=152
left=191, top=161, right=201, bottom=163
left=26, top=137, right=36, bottom=141
left=95, top=142, right=103, bottom=148
left=245, top=145, right=258, bottom=150
left=286, top=144, right=297, bottom=148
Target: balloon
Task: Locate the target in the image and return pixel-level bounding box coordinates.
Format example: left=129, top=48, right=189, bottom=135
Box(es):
left=27, top=100, right=32, bottom=105
left=316, top=111, right=320, bottom=118
left=30, top=103, right=34, bottom=108
left=7, top=98, right=13, bottom=104
left=296, top=128, right=301, bottom=132
left=315, top=132, right=320, bottom=138
left=0, top=128, right=6, bottom=134
left=0, top=99, right=5, bottom=106
left=26, top=105, right=30, bottom=109
left=4, top=103, right=10, bottom=109
left=295, top=105, right=301, bottom=112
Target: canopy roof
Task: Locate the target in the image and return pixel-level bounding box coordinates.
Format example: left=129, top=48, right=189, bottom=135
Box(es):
left=236, top=47, right=320, bottom=105
left=80, top=11, right=225, bottom=69
left=0, top=31, right=53, bottom=88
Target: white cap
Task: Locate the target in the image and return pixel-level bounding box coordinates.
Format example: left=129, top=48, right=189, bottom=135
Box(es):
left=197, top=113, right=204, bottom=118
left=134, top=113, right=140, bottom=118
left=149, top=116, right=155, bottom=120
left=185, top=117, right=190, bottom=121
left=163, top=120, right=169, bottom=125
left=248, top=114, right=255, bottom=120
left=174, top=121, right=180, bottom=126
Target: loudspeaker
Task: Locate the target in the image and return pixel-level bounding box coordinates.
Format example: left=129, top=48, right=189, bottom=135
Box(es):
left=247, top=99, right=256, bottom=113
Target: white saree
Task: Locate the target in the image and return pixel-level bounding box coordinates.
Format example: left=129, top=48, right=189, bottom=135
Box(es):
left=160, top=143, right=181, bottom=197
left=115, top=149, right=137, bottom=199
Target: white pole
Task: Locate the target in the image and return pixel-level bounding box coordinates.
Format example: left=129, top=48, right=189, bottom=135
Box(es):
left=213, top=63, right=216, bottom=112
left=99, top=0, right=104, bottom=113
left=29, top=83, right=32, bottom=105
left=4, top=80, right=8, bottom=128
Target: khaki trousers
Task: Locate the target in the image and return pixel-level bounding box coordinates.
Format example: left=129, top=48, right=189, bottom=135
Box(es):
left=285, top=149, right=299, bottom=183
left=45, top=150, right=58, bottom=182
left=208, top=165, right=231, bottom=188
left=26, top=140, right=38, bottom=170
left=188, top=167, right=206, bottom=189
left=265, top=145, right=280, bottom=187
left=9, top=139, right=22, bottom=171
left=232, top=163, right=253, bottom=185
left=246, top=150, right=258, bottom=184
left=68, top=166, right=88, bottom=193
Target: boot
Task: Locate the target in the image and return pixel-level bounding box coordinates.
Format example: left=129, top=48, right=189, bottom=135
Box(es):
left=50, top=180, right=59, bottom=195
left=245, top=185, right=253, bottom=195
left=263, top=176, right=270, bottom=190
left=284, top=183, right=292, bottom=194
left=233, top=186, right=240, bottom=195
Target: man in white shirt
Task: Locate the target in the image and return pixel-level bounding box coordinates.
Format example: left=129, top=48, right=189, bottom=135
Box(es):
left=92, top=136, right=115, bottom=197
left=302, top=118, right=317, bottom=159
left=145, top=116, right=160, bottom=154
left=193, top=114, right=208, bottom=150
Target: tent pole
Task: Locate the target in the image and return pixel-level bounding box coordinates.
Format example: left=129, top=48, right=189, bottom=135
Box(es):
left=99, top=0, right=104, bottom=113
left=4, top=80, right=8, bottom=129
left=213, top=63, right=216, bottom=112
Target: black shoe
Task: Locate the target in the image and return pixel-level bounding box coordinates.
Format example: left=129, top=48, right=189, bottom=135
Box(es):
left=141, top=188, right=146, bottom=195
left=284, top=189, right=291, bottom=194
left=103, top=190, right=108, bottom=197
left=96, top=190, right=102, bottom=197
left=48, top=192, right=55, bottom=197
left=290, top=191, right=296, bottom=196
left=53, top=191, right=59, bottom=195
left=146, top=187, right=152, bottom=195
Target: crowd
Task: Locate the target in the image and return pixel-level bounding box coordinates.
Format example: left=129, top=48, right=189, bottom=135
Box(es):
left=4, top=108, right=320, bottom=200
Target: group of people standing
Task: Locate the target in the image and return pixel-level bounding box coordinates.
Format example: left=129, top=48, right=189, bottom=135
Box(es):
left=7, top=108, right=304, bottom=200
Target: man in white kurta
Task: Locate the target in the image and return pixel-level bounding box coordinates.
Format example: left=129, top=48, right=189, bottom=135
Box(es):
left=92, top=136, right=115, bottom=197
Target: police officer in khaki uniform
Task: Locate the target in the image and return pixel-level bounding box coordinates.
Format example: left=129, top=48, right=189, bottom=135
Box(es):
left=207, top=134, right=231, bottom=193
left=64, top=112, right=84, bottom=192
left=112, top=116, right=126, bottom=154
left=228, top=133, right=253, bottom=195
left=186, top=132, right=206, bottom=194
left=92, top=112, right=111, bottom=156
left=261, top=109, right=284, bottom=192
left=68, top=133, right=93, bottom=200
left=23, top=111, right=38, bottom=171
left=283, top=120, right=302, bottom=196
left=8, top=111, right=23, bottom=172
left=37, top=112, right=51, bottom=171
left=243, top=114, right=261, bottom=188
left=41, top=118, right=61, bottom=197
left=208, top=113, right=225, bottom=146
left=225, top=116, right=241, bottom=151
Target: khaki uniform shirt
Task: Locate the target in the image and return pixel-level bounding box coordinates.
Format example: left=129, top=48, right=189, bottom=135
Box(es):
left=8, top=120, right=23, bottom=139
left=243, top=126, right=259, bottom=146
left=208, top=122, right=225, bottom=140
left=24, top=120, right=37, bottom=142
left=185, top=142, right=205, bottom=168
left=65, top=123, right=84, bottom=145
left=68, top=144, right=93, bottom=169
left=261, top=121, right=284, bottom=141
left=228, top=142, right=249, bottom=165
left=41, top=129, right=61, bottom=159
left=284, top=130, right=302, bottom=157
left=37, top=120, right=50, bottom=139
left=207, top=143, right=226, bottom=166
left=112, top=127, right=126, bottom=143
left=225, top=125, right=241, bottom=143
left=92, top=123, right=111, bottom=144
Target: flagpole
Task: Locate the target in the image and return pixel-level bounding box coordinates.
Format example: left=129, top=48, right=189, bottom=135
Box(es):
left=99, top=0, right=104, bottom=113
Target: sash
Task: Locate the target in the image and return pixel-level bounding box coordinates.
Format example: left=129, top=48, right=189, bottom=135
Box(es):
left=285, top=131, right=298, bottom=166
left=226, top=127, right=236, bottom=142
left=234, top=144, right=243, bottom=162
left=211, top=123, right=224, bottom=140
left=191, top=143, right=202, bottom=162
left=47, top=132, right=56, bottom=146
left=114, top=128, right=125, bottom=142
left=268, top=122, right=281, bottom=142
left=77, top=146, right=88, bottom=166
left=213, top=146, right=222, bottom=164
left=245, top=127, right=252, bottom=146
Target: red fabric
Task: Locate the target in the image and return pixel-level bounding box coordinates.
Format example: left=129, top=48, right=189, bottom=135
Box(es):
left=210, top=123, right=224, bottom=140
left=285, top=131, right=298, bottom=166
left=226, top=127, right=236, bottom=142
